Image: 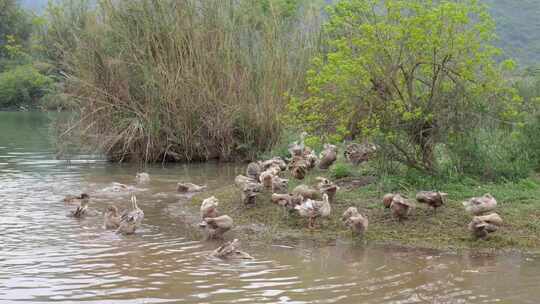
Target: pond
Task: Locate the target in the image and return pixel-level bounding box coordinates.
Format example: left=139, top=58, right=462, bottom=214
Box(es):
left=0, top=111, right=538, bottom=303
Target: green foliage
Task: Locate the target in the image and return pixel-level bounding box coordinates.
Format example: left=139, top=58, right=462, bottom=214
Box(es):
left=0, top=0, right=33, bottom=60
left=330, top=162, right=353, bottom=179
left=0, top=64, right=53, bottom=108
left=290, top=0, right=521, bottom=173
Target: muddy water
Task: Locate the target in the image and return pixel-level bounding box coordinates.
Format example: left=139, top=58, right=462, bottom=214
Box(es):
left=0, top=111, right=539, bottom=303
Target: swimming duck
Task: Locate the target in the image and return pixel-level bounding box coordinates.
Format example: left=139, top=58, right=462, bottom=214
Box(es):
left=200, top=196, right=219, bottom=220
left=246, top=162, right=262, bottom=180
left=318, top=144, right=337, bottom=169
left=463, top=193, right=497, bottom=215
left=295, top=193, right=331, bottom=229
left=102, top=182, right=133, bottom=192
left=342, top=207, right=369, bottom=236
left=201, top=215, right=234, bottom=239
left=104, top=205, right=121, bottom=229
left=135, top=172, right=150, bottom=184
left=68, top=195, right=90, bottom=218
left=382, top=193, right=395, bottom=208
left=210, top=239, right=253, bottom=260
left=416, top=191, right=447, bottom=212
left=271, top=176, right=289, bottom=194
left=468, top=213, right=503, bottom=239
left=63, top=193, right=90, bottom=205
left=292, top=184, right=321, bottom=200
left=316, top=177, right=339, bottom=204
left=117, top=194, right=144, bottom=235
left=177, top=182, right=207, bottom=193
left=389, top=194, right=414, bottom=221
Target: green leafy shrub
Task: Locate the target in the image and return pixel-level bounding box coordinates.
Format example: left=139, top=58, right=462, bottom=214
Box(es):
left=289, top=0, right=521, bottom=174
left=0, top=64, right=53, bottom=108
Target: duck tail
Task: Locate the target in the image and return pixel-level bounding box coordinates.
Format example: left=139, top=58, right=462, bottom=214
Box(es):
left=131, top=194, right=137, bottom=210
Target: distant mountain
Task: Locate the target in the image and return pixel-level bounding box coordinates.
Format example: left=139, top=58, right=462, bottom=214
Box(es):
left=484, top=0, right=540, bottom=66
left=19, top=0, right=540, bottom=66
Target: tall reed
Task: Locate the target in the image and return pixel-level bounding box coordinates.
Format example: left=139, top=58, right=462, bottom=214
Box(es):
left=47, top=0, right=322, bottom=162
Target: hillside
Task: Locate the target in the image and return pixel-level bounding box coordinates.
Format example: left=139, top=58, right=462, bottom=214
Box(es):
left=20, top=0, right=540, bottom=66
left=485, top=0, right=540, bottom=66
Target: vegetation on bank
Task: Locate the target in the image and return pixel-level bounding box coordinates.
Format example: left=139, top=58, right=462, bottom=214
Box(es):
left=42, top=0, right=324, bottom=162
left=0, top=0, right=54, bottom=109
left=189, top=155, right=540, bottom=252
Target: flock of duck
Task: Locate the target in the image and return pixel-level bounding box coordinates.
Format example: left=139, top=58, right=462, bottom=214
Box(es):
left=63, top=133, right=504, bottom=260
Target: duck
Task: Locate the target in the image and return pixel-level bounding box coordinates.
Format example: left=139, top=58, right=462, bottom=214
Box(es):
left=259, top=169, right=278, bottom=189
left=261, top=157, right=287, bottom=171
left=117, top=194, right=144, bottom=235
left=234, top=174, right=258, bottom=189
left=290, top=163, right=308, bottom=180
left=210, top=239, right=253, bottom=260
left=271, top=176, right=289, bottom=194
left=241, top=184, right=260, bottom=206
left=342, top=207, right=369, bottom=236
left=102, top=182, right=133, bottom=192
left=68, top=195, right=90, bottom=218
left=468, top=213, right=503, bottom=239
left=292, top=184, right=321, bottom=200
left=201, top=215, right=234, bottom=239
left=318, top=144, right=337, bottom=169
left=63, top=193, right=90, bottom=205
left=416, top=191, right=447, bottom=212
left=177, top=182, right=207, bottom=193
left=316, top=177, right=339, bottom=204
left=463, top=193, right=497, bottom=215
left=288, top=132, right=308, bottom=157
left=135, top=172, right=150, bottom=184
left=104, top=205, right=122, bottom=229
left=295, top=193, right=331, bottom=229
left=303, top=148, right=318, bottom=169
left=200, top=196, right=219, bottom=220
left=389, top=194, right=414, bottom=221
left=271, top=193, right=304, bottom=210
left=288, top=156, right=309, bottom=180
left=246, top=162, right=262, bottom=180
left=382, top=193, right=395, bottom=208
left=344, top=142, right=377, bottom=165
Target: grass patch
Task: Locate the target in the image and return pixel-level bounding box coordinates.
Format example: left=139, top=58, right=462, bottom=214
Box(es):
left=189, top=157, right=540, bottom=253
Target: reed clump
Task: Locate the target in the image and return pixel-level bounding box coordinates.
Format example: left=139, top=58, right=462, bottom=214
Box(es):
left=49, top=0, right=321, bottom=162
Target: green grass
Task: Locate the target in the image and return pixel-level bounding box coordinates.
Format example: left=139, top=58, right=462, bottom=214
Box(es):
left=189, top=157, right=540, bottom=253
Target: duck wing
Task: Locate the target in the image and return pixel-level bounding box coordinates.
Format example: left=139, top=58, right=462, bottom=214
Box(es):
left=71, top=205, right=87, bottom=218
left=121, top=209, right=144, bottom=224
